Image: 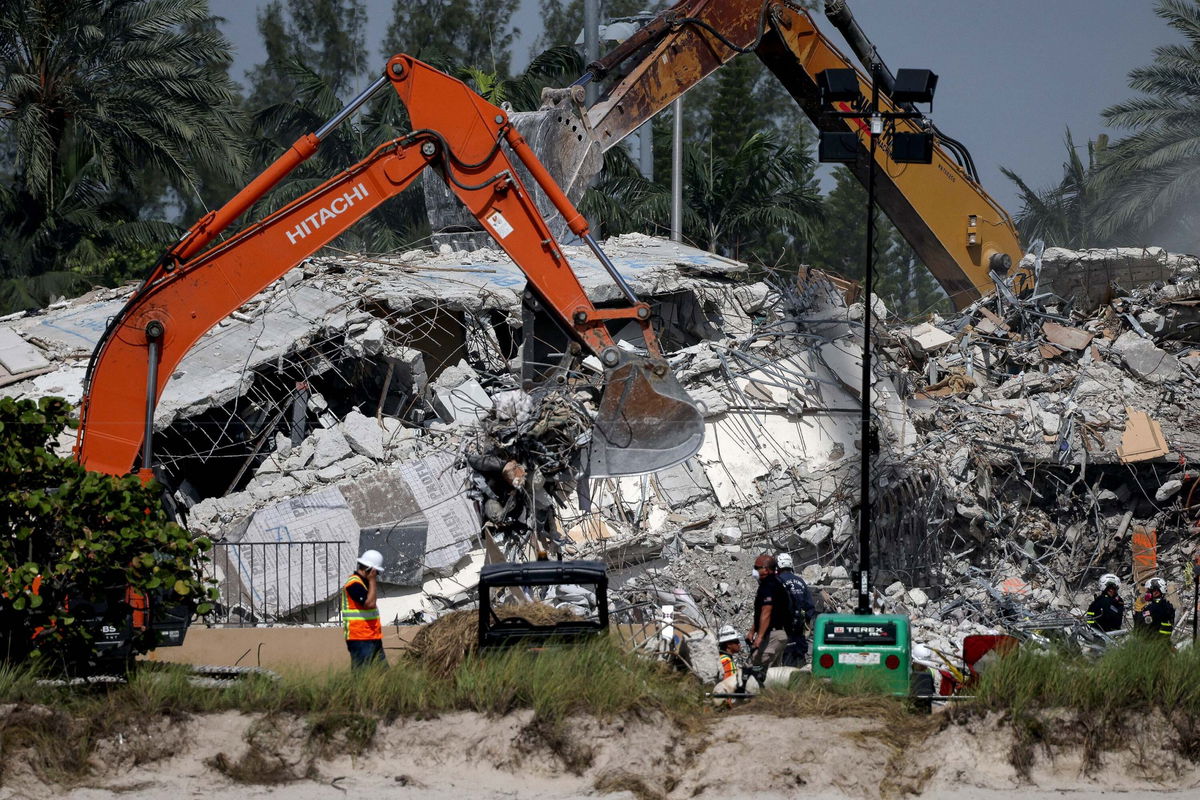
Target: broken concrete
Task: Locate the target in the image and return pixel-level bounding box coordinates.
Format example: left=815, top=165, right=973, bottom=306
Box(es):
left=1113, top=330, right=1181, bottom=384
left=9, top=236, right=1200, bottom=662
left=1027, top=246, right=1200, bottom=313
left=341, top=410, right=385, bottom=461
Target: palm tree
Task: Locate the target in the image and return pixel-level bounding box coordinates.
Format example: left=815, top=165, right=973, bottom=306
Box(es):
left=1094, top=0, right=1200, bottom=247
left=0, top=0, right=246, bottom=308
left=583, top=130, right=822, bottom=264
left=458, top=45, right=583, bottom=111
left=1000, top=130, right=1109, bottom=249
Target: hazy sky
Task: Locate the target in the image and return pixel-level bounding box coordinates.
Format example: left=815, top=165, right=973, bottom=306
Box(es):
left=209, top=0, right=1180, bottom=212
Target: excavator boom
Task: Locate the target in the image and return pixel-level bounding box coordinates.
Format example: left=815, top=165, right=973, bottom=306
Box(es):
left=75, top=55, right=703, bottom=480
left=570, top=0, right=1024, bottom=309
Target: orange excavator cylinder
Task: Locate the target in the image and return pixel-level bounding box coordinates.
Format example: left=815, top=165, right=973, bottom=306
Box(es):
left=171, top=134, right=320, bottom=266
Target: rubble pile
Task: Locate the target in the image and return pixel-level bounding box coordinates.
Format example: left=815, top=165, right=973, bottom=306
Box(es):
left=867, top=244, right=1200, bottom=653
left=4, top=237, right=1200, bottom=659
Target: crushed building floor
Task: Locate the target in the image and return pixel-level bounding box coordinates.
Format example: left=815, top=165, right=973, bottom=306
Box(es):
left=5, top=238, right=1200, bottom=676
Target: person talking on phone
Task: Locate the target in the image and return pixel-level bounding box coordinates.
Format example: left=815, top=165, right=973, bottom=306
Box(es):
left=342, top=550, right=386, bottom=668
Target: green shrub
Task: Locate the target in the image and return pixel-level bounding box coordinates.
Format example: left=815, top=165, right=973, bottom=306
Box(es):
left=0, top=397, right=214, bottom=670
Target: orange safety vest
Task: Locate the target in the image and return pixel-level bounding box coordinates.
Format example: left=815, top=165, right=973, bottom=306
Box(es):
left=341, top=574, right=381, bottom=641
left=719, top=653, right=735, bottom=680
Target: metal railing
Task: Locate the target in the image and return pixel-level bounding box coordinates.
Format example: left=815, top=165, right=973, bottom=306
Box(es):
left=207, top=541, right=350, bottom=626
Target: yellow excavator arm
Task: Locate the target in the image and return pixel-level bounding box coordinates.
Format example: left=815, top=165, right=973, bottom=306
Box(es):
left=576, top=0, right=1025, bottom=309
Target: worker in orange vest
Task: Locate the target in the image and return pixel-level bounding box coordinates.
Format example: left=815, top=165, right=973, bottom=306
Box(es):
left=342, top=550, right=386, bottom=668
left=717, top=625, right=742, bottom=681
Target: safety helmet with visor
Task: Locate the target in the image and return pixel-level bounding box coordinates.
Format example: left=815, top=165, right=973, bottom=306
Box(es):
left=1099, top=573, right=1120, bottom=592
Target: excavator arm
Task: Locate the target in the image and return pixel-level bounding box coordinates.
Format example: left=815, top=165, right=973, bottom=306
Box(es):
left=575, top=0, right=1025, bottom=309
left=75, top=55, right=703, bottom=480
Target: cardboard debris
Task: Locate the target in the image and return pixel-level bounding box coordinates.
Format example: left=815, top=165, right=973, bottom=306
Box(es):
left=1041, top=321, right=1094, bottom=351
left=1117, top=408, right=1169, bottom=463
left=567, top=515, right=615, bottom=544
left=977, top=306, right=1010, bottom=331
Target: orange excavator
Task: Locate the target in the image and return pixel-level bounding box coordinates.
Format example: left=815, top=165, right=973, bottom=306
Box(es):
left=548, top=0, right=1026, bottom=309
left=73, top=54, right=704, bottom=484
left=59, top=55, right=704, bottom=669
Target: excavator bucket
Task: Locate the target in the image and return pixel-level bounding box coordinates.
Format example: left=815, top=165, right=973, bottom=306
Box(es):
left=521, top=290, right=704, bottom=477
left=589, top=356, right=705, bottom=478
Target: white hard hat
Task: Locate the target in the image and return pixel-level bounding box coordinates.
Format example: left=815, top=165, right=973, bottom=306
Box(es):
left=357, top=549, right=384, bottom=571
left=1099, top=573, right=1120, bottom=591
left=1145, top=577, right=1166, bottom=593
left=912, top=643, right=935, bottom=663
left=717, top=625, right=739, bottom=644
left=776, top=553, right=794, bottom=570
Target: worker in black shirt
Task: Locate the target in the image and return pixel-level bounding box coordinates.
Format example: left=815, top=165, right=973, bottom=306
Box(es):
left=776, top=552, right=815, bottom=666
left=747, top=553, right=791, bottom=668
left=1085, top=573, right=1125, bottom=632
left=1139, top=577, right=1175, bottom=642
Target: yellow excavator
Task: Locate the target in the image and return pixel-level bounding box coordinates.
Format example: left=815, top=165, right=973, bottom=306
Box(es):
left=532, top=0, right=1025, bottom=310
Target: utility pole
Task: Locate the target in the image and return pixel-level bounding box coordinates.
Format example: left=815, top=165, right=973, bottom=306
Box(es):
left=670, top=98, right=683, bottom=242
left=856, top=61, right=882, bottom=615
left=638, top=121, right=654, bottom=181
left=583, top=0, right=600, bottom=106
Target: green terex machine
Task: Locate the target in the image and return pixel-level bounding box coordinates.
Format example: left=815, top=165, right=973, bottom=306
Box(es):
left=810, top=575, right=930, bottom=707
left=811, top=612, right=911, bottom=694
left=809, top=485, right=927, bottom=703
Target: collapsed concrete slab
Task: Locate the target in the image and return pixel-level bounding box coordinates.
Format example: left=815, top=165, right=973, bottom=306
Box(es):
left=9, top=235, right=1200, bottom=660
left=1026, top=246, right=1200, bottom=313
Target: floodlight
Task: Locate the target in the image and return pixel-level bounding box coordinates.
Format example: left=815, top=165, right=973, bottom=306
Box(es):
left=818, top=131, right=859, bottom=163
left=891, top=132, right=934, bottom=164
left=892, top=69, right=938, bottom=104
left=817, top=69, right=860, bottom=105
